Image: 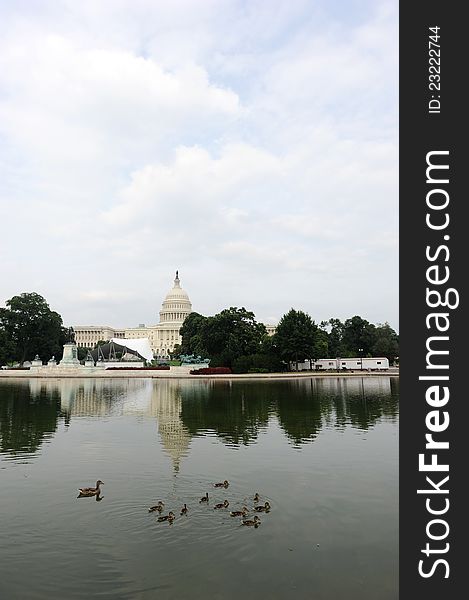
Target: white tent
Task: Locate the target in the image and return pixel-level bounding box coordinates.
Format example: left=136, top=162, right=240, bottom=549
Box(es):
left=110, top=338, right=153, bottom=362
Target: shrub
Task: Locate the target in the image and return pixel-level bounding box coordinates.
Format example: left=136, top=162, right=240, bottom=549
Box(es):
left=190, top=367, right=232, bottom=375
left=106, top=366, right=170, bottom=371
left=232, top=353, right=284, bottom=373
left=232, top=355, right=252, bottom=374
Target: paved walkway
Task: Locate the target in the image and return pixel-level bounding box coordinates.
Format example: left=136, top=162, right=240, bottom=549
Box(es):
left=0, top=368, right=399, bottom=380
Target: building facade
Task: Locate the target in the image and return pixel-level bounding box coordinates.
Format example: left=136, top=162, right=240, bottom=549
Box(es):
left=74, top=272, right=192, bottom=357
left=125, top=271, right=192, bottom=358
left=74, top=271, right=275, bottom=358
left=74, top=326, right=125, bottom=348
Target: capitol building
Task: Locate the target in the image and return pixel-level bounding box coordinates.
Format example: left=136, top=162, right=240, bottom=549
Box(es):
left=74, top=271, right=276, bottom=359
left=74, top=271, right=192, bottom=358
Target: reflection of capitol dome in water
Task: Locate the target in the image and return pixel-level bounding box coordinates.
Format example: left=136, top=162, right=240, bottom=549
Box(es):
left=150, top=380, right=192, bottom=473
left=28, top=379, right=193, bottom=471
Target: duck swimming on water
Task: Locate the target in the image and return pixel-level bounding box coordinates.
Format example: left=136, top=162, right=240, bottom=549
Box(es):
left=148, top=501, right=165, bottom=513
left=199, top=492, right=209, bottom=503
left=253, top=501, right=271, bottom=513
left=157, top=511, right=175, bottom=523
left=230, top=507, right=249, bottom=517
left=242, top=516, right=261, bottom=527
left=213, top=480, right=229, bottom=488
left=77, top=480, right=104, bottom=497
left=214, top=500, right=229, bottom=509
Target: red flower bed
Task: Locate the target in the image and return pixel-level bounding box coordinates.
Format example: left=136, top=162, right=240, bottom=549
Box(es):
left=190, top=367, right=232, bottom=375
left=106, top=366, right=170, bottom=370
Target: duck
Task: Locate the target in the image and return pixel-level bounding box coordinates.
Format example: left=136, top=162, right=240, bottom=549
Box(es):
left=199, top=492, right=209, bottom=503
left=253, top=501, right=271, bottom=512
left=157, top=511, right=175, bottom=523
left=242, top=516, right=261, bottom=527
left=148, top=501, right=165, bottom=513
left=253, top=493, right=260, bottom=502
left=213, top=499, right=229, bottom=509
left=180, top=504, right=188, bottom=515
left=230, top=507, right=249, bottom=517
left=77, top=480, right=104, bottom=496
left=213, top=480, right=229, bottom=488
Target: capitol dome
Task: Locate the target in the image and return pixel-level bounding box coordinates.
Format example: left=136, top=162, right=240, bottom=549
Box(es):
left=159, top=271, right=192, bottom=324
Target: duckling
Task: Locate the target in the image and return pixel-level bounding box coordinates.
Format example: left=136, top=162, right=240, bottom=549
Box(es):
left=242, top=515, right=261, bottom=527
left=199, top=492, right=209, bottom=503
left=253, top=501, right=271, bottom=512
left=253, top=493, right=260, bottom=502
left=213, top=499, right=229, bottom=509
left=230, top=506, right=249, bottom=517
left=157, top=511, right=175, bottom=523
left=213, top=480, right=229, bottom=488
left=77, top=480, right=104, bottom=496
left=148, top=501, right=165, bottom=513
left=180, top=503, right=188, bottom=515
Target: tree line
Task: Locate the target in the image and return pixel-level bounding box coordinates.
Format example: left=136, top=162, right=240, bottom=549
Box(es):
left=175, top=307, right=399, bottom=373
left=0, top=292, right=399, bottom=371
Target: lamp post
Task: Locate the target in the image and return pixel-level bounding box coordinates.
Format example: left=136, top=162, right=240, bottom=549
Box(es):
left=359, top=348, right=364, bottom=370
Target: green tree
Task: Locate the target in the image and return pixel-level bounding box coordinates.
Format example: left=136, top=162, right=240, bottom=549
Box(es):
left=231, top=334, right=285, bottom=373
left=77, top=347, right=89, bottom=361
left=179, top=312, right=208, bottom=357
left=273, top=309, right=321, bottom=370
left=322, top=318, right=346, bottom=358
left=170, top=344, right=182, bottom=358
left=372, top=322, right=399, bottom=363
left=200, top=307, right=267, bottom=368
left=341, top=315, right=376, bottom=357
left=314, top=327, right=329, bottom=361
left=94, top=340, right=108, bottom=348
left=0, top=292, right=67, bottom=364
left=0, top=326, right=16, bottom=366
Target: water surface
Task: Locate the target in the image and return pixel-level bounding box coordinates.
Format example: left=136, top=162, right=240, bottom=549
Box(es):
left=0, top=377, right=398, bottom=600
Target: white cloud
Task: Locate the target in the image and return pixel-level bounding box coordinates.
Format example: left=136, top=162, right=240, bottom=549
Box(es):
left=0, top=0, right=398, bottom=330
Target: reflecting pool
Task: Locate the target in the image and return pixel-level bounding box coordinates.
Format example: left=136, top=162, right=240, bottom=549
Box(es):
left=0, top=377, right=398, bottom=599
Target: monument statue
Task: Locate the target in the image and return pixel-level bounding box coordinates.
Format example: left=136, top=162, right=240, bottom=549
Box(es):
left=67, top=326, right=76, bottom=344
left=60, top=329, right=80, bottom=367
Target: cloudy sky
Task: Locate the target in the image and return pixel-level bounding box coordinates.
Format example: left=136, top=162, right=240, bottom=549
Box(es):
left=0, top=0, right=398, bottom=331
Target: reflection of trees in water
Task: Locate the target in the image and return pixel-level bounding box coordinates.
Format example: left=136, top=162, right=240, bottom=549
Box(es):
left=0, top=377, right=400, bottom=458
left=281, top=377, right=399, bottom=443
left=0, top=381, right=61, bottom=456
left=179, top=380, right=273, bottom=446
left=275, top=379, right=325, bottom=446
left=334, top=377, right=399, bottom=431
left=180, top=377, right=399, bottom=447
